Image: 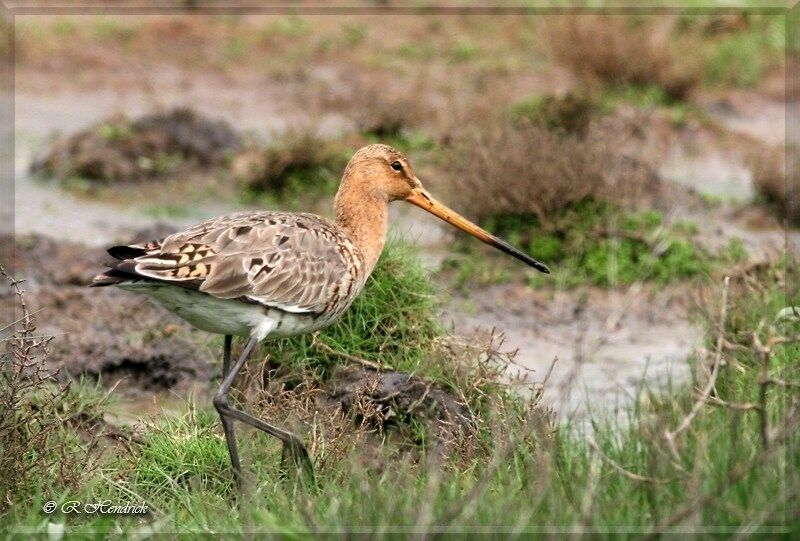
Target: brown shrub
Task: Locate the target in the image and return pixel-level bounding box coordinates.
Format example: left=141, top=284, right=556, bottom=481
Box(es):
left=544, top=15, right=700, bottom=100
left=231, top=127, right=349, bottom=193
left=441, top=117, right=654, bottom=224
left=0, top=267, right=99, bottom=510
left=748, top=144, right=799, bottom=225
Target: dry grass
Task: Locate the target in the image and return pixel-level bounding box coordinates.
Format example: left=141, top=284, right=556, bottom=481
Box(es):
left=748, top=144, right=799, bottom=225
left=236, top=329, right=545, bottom=472
left=544, top=15, right=700, bottom=100
left=0, top=267, right=101, bottom=511
left=441, top=116, right=654, bottom=225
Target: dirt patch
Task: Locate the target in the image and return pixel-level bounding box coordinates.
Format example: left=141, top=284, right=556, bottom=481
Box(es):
left=443, top=282, right=701, bottom=423
left=3, top=224, right=177, bottom=289
left=2, top=232, right=214, bottom=392
left=30, top=107, right=241, bottom=184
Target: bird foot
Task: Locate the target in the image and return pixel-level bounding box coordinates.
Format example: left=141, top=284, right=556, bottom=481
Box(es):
left=280, top=439, right=315, bottom=483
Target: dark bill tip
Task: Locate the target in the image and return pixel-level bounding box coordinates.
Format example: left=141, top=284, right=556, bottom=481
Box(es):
left=492, top=236, right=551, bottom=274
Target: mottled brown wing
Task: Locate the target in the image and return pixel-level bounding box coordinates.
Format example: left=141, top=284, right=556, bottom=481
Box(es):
left=129, top=211, right=361, bottom=314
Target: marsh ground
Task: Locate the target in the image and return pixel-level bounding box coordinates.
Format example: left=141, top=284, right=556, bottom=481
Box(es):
left=2, top=9, right=798, bottom=535
left=10, top=13, right=793, bottom=419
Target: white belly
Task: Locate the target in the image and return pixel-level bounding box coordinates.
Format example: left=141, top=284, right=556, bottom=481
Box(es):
left=118, top=282, right=327, bottom=340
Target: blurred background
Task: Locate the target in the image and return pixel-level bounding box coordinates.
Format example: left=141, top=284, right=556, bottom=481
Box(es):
left=2, top=4, right=796, bottom=419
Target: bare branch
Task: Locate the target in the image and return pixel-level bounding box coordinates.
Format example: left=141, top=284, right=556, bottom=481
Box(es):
left=587, top=437, right=670, bottom=485
left=664, top=276, right=730, bottom=465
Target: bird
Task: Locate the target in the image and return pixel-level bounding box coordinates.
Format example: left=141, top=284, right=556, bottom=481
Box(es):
left=90, top=144, right=550, bottom=485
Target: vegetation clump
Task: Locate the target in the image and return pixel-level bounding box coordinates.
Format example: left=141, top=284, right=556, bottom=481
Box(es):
left=509, top=93, right=601, bottom=137
left=544, top=15, right=701, bottom=101
left=0, top=267, right=110, bottom=512
left=446, top=201, right=711, bottom=289
left=31, top=107, right=241, bottom=184
left=233, top=127, right=350, bottom=203
left=443, top=117, right=653, bottom=225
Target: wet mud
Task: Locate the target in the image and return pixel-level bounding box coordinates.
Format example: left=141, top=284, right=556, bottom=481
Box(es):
left=2, top=233, right=215, bottom=392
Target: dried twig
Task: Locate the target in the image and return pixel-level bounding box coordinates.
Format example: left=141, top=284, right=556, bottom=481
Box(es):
left=750, top=325, right=795, bottom=449
left=663, top=276, right=730, bottom=466
left=702, top=395, right=761, bottom=412
left=587, top=437, right=670, bottom=485
left=310, top=333, right=389, bottom=371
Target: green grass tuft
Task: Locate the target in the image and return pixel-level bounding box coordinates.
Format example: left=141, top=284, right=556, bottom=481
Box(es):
left=266, top=241, right=444, bottom=380
left=703, top=14, right=785, bottom=88
left=445, top=201, right=713, bottom=289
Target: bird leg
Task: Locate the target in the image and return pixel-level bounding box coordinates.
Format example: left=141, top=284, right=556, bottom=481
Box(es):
left=213, top=336, right=314, bottom=484
left=218, top=335, right=242, bottom=489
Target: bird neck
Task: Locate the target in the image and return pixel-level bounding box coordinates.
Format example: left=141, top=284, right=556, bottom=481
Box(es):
left=334, top=182, right=388, bottom=277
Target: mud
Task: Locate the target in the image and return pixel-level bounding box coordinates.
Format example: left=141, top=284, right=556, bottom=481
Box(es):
left=30, top=107, right=241, bottom=184
left=443, top=283, right=701, bottom=423
left=2, top=233, right=215, bottom=392
left=324, top=365, right=472, bottom=434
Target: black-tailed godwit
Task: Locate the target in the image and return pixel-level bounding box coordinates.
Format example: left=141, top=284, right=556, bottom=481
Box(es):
left=90, top=144, right=549, bottom=483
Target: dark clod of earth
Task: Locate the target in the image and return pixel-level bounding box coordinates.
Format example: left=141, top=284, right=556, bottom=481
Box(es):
left=324, top=366, right=472, bottom=436
left=30, top=107, right=242, bottom=183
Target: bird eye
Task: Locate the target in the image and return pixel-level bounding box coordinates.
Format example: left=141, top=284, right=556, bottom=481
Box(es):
left=391, top=161, right=403, bottom=172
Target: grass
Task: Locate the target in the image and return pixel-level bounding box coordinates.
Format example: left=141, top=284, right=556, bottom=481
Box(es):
left=443, top=201, right=717, bottom=290
left=265, top=241, right=444, bottom=380
left=700, top=13, right=785, bottom=88
left=510, top=86, right=709, bottom=136
left=2, top=252, right=796, bottom=535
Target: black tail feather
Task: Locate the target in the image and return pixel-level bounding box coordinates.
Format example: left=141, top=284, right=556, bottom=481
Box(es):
left=107, top=244, right=146, bottom=260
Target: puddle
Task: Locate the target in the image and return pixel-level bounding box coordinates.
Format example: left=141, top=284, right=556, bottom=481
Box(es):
left=658, top=146, right=754, bottom=201
left=443, top=284, right=701, bottom=423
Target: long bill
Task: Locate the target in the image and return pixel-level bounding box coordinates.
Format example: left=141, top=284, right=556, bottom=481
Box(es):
left=405, top=188, right=550, bottom=274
